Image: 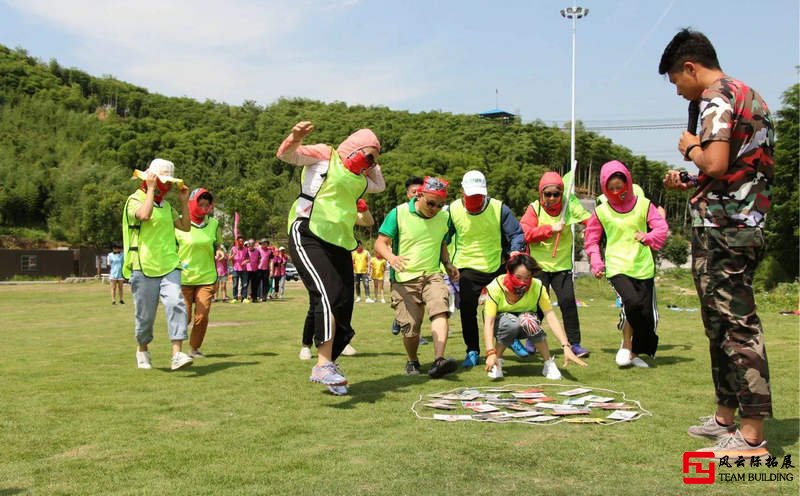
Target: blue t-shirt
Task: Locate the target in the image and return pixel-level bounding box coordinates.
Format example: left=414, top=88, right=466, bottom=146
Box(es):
left=108, top=252, right=124, bottom=279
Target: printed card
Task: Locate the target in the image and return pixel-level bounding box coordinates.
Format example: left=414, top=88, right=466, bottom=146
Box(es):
left=606, top=410, right=639, bottom=421
left=525, top=415, right=559, bottom=423
left=433, top=414, right=473, bottom=422
left=557, top=387, right=593, bottom=396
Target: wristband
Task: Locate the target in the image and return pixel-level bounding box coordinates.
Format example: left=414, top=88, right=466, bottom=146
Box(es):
left=562, top=344, right=570, bottom=348
left=486, top=349, right=496, bottom=357
left=684, top=143, right=700, bottom=160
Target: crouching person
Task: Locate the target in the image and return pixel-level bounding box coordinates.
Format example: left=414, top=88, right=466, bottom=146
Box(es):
left=483, top=254, right=587, bottom=380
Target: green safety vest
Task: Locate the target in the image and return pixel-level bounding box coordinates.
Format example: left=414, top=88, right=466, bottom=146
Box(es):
left=287, top=147, right=367, bottom=250
left=527, top=201, right=572, bottom=272
left=485, top=274, right=544, bottom=314
left=176, top=217, right=220, bottom=286
left=449, top=198, right=502, bottom=273
left=394, top=202, right=449, bottom=283
left=122, top=189, right=181, bottom=279
left=595, top=197, right=654, bottom=279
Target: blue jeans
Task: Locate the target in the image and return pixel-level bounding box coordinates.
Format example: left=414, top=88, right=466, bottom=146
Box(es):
left=130, top=269, right=188, bottom=345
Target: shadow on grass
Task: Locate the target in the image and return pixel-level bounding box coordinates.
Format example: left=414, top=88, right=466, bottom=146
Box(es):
left=154, top=361, right=259, bottom=376
left=765, top=417, right=800, bottom=456
left=0, top=489, right=27, bottom=496
left=187, top=352, right=276, bottom=358
left=502, top=363, right=582, bottom=382
left=597, top=347, right=696, bottom=367
left=329, top=368, right=465, bottom=409
left=345, top=351, right=406, bottom=358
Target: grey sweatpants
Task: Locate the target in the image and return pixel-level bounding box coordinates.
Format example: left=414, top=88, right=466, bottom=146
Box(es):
left=130, top=269, right=188, bottom=345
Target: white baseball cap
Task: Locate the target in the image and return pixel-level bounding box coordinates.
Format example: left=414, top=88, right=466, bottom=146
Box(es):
left=461, top=170, right=487, bottom=196
left=147, top=158, right=175, bottom=178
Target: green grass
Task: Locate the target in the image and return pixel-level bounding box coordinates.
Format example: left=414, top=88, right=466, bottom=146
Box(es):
left=0, top=275, right=797, bottom=495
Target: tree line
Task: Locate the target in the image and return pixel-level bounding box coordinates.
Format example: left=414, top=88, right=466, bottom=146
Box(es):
left=0, top=44, right=796, bottom=285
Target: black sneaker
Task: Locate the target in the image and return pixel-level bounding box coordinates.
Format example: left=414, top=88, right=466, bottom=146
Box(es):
left=405, top=360, right=421, bottom=375
left=112, top=301, right=116, bottom=305
left=428, top=357, right=457, bottom=378
left=119, top=300, right=125, bottom=305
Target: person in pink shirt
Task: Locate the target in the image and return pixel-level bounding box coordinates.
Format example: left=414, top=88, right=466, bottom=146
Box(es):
left=256, top=239, right=273, bottom=301
left=214, top=244, right=229, bottom=302
left=271, top=247, right=287, bottom=299
left=584, top=160, right=668, bottom=368
left=229, top=237, right=249, bottom=303
left=245, top=239, right=261, bottom=303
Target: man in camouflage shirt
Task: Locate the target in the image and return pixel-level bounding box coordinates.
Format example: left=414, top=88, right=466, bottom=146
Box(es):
left=661, top=29, right=774, bottom=459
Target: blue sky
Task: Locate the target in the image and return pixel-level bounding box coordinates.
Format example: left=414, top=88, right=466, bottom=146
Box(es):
left=1, top=0, right=797, bottom=168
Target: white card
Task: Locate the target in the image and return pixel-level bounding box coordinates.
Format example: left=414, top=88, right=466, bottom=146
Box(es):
left=511, top=392, right=548, bottom=399
left=433, top=414, right=473, bottom=422
left=606, top=410, right=639, bottom=421
left=525, top=415, right=559, bottom=422
left=557, top=387, right=592, bottom=396
left=579, top=395, right=616, bottom=403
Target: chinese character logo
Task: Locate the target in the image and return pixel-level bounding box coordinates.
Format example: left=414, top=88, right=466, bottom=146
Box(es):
left=683, top=452, right=716, bottom=484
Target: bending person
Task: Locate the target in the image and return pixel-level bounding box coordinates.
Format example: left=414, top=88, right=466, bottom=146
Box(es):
left=277, top=121, right=385, bottom=395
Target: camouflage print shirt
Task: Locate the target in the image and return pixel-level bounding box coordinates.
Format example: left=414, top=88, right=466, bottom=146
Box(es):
left=692, top=77, right=774, bottom=228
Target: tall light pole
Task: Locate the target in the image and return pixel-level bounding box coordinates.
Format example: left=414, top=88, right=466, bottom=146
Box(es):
left=560, top=4, right=588, bottom=277
left=560, top=4, right=588, bottom=178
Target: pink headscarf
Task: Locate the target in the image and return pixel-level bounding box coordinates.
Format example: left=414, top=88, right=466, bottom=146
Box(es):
left=336, top=129, right=381, bottom=161
left=538, top=172, right=564, bottom=217
left=599, top=160, right=636, bottom=213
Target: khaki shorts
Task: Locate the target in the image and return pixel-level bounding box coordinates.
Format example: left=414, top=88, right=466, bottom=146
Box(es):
left=391, top=273, right=450, bottom=338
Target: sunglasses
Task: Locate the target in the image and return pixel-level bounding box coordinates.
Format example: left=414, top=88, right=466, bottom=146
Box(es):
left=423, top=177, right=448, bottom=191
left=426, top=200, right=446, bottom=209
left=542, top=191, right=562, bottom=199
left=364, top=153, right=376, bottom=167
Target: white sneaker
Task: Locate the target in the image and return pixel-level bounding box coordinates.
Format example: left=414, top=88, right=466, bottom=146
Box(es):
left=487, top=359, right=504, bottom=379
left=355, top=297, right=361, bottom=303
left=136, top=350, right=152, bottom=369
left=365, top=298, right=375, bottom=303
left=341, top=344, right=357, bottom=356
left=171, top=351, right=193, bottom=370
left=542, top=358, right=562, bottom=380
left=615, top=348, right=632, bottom=367
left=299, top=346, right=312, bottom=360
left=381, top=298, right=386, bottom=304
left=631, top=356, right=650, bottom=368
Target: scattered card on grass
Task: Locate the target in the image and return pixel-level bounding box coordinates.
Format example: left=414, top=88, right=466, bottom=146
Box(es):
left=470, top=404, right=500, bottom=413
left=512, top=392, right=548, bottom=399
left=558, top=387, right=592, bottom=396
left=519, top=388, right=544, bottom=393
left=442, top=392, right=481, bottom=401
left=552, top=408, right=591, bottom=416
left=589, top=402, right=632, bottom=409
left=433, top=414, right=473, bottom=422
left=519, top=397, right=554, bottom=404
left=525, top=415, right=559, bottom=423
left=508, top=410, right=545, bottom=418
left=579, top=395, right=616, bottom=403
left=565, top=417, right=609, bottom=424
left=424, top=402, right=457, bottom=410
left=606, top=410, right=639, bottom=421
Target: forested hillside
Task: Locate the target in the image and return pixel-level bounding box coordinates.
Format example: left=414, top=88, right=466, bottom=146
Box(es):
left=0, top=44, right=796, bottom=284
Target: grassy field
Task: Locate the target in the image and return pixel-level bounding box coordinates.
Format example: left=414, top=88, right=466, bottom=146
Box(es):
left=0, top=272, right=798, bottom=495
